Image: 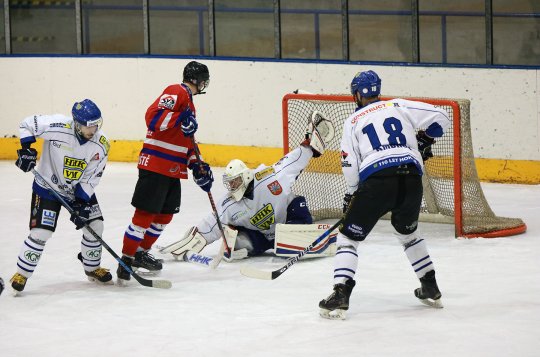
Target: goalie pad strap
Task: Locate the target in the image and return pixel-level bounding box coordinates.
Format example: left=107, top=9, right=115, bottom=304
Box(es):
left=274, top=223, right=337, bottom=259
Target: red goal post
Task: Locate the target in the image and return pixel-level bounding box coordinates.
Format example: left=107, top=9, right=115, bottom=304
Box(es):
left=282, top=93, right=526, bottom=238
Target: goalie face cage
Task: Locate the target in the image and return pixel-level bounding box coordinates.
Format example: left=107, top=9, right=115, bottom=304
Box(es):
left=282, top=93, right=526, bottom=238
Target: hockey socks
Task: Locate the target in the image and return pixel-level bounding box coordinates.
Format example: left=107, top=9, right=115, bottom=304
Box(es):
left=333, top=233, right=359, bottom=285
left=395, top=233, right=434, bottom=279
left=122, top=209, right=156, bottom=256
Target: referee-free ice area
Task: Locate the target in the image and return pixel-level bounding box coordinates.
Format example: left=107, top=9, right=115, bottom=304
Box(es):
left=0, top=161, right=539, bottom=357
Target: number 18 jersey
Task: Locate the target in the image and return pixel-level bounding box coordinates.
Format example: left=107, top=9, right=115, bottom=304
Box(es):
left=340, top=98, right=451, bottom=193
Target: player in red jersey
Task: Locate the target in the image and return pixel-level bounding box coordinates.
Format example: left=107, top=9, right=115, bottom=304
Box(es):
left=117, top=61, right=214, bottom=285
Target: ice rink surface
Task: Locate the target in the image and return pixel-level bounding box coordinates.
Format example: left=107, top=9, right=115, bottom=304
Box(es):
left=0, top=161, right=539, bottom=357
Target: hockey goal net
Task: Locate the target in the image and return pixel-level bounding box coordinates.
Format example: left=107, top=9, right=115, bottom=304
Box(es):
left=283, top=93, right=526, bottom=238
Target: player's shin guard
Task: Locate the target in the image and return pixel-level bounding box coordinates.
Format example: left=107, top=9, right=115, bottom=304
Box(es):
left=122, top=209, right=155, bottom=256
left=80, top=220, right=104, bottom=272
left=395, top=232, right=434, bottom=278
left=122, top=224, right=146, bottom=256
left=333, top=233, right=359, bottom=284
left=140, top=213, right=172, bottom=251
left=79, top=220, right=112, bottom=284
left=15, top=229, right=51, bottom=279
left=140, top=223, right=166, bottom=251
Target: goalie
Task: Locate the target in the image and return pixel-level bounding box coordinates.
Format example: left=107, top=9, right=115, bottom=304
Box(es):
left=160, top=112, right=336, bottom=261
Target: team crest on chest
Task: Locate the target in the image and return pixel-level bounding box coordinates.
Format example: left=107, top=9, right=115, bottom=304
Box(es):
left=250, top=203, right=275, bottom=230
left=63, top=156, right=87, bottom=181
left=267, top=180, right=283, bottom=195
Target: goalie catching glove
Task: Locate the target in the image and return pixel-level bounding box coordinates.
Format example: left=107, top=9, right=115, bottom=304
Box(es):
left=301, top=111, right=335, bottom=157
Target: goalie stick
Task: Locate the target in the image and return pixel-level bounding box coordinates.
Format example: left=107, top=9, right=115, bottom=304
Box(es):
left=240, top=219, right=342, bottom=280
left=190, top=136, right=231, bottom=269
left=31, top=169, right=172, bottom=289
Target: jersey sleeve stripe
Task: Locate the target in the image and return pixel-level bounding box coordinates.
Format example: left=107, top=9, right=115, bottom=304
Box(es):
left=148, top=109, right=164, bottom=131
left=159, top=112, right=174, bottom=131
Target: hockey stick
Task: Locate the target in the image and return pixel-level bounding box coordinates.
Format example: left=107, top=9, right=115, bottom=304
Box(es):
left=31, top=169, right=172, bottom=289
left=190, top=136, right=231, bottom=268
left=240, top=219, right=343, bottom=280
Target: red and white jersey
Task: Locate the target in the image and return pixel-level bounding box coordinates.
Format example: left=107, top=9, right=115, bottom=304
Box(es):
left=340, top=98, right=451, bottom=193
left=19, top=114, right=109, bottom=202
left=197, top=146, right=314, bottom=244
left=137, top=83, right=198, bottom=179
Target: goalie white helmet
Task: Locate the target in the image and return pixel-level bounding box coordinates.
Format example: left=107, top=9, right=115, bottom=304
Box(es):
left=223, top=159, right=254, bottom=201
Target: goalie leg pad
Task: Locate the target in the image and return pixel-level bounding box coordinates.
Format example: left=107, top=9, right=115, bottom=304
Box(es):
left=158, top=226, right=208, bottom=260
left=274, top=223, right=337, bottom=259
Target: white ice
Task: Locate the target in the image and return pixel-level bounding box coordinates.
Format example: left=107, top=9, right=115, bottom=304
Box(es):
left=0, top=161, right=539, bottom=357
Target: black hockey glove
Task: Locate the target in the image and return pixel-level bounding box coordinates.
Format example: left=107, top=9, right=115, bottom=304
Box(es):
left=15, top=148, right=38, bottom=172
left=343, top=193, right=353, bottom=213
left=416, top=130, right=435, bottom=162
left=70, top=199, right=92, bottom=230
left=179, top=108, right=198, bottom=137
left=192, top=162, right=214, bottom=192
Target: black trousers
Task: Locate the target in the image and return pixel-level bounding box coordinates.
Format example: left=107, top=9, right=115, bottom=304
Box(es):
left=340, top=165, right=423, bottom=241
left=131, top=169, right=181, bottom=214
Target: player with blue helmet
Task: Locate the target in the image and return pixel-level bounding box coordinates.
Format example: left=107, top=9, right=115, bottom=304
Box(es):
left=319, top=70, right=451, bottom=319
left=10, top=99, right=112, bottom=295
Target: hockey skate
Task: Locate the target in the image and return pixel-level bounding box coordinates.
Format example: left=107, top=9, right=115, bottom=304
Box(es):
left=77, top=253, right=113, bottom=285
left=10, top=273, right=28, bottom=296
left=414, top=270, right=443, bottom=308
left=116, top=255, right=134, bottom=286
left=319, top=279, right=356, bottom=320
left=133, top=250, right=163, bottom=272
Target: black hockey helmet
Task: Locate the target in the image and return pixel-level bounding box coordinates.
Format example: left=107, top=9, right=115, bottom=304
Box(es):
left=183, top=61, right=210, bottom=94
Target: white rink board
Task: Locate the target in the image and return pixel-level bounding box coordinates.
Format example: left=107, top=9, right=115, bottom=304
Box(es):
left=0, top=57, right=538, bottom=160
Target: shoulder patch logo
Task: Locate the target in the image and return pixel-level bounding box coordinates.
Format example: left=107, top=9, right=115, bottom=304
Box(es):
left=99, top=136, right=110, bottom=155
left=267, top=180, right=283, bottom=195
left=158, top=94, right=177, bottom=110
left=255, top=167, right=275, bottom=181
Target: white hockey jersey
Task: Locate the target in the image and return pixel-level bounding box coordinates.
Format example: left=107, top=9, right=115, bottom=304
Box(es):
left=341, top=99, right=451, bottom=193
left=19, top=114, right=110, bottom=202
left=197, top=146, right=314, bottom=244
